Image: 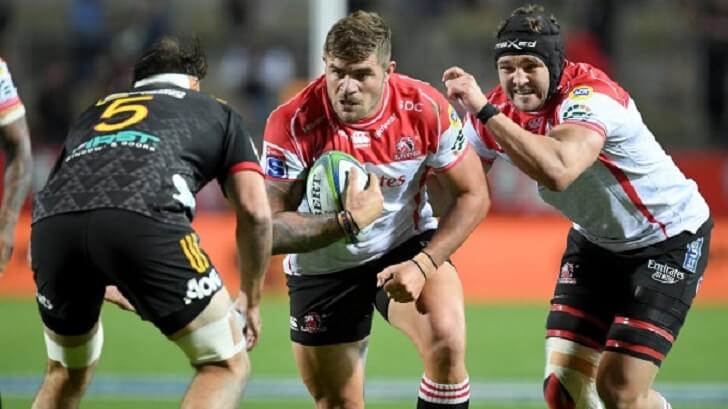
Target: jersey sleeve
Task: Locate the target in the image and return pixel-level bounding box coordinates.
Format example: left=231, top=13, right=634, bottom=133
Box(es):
left=0, top=59, right=26, bottom=126
left=218, top=108, right=263, bottom=186
left=463, top=113, right=498, bottom=164
left=424, top=94, right=469, bottom=172
left=260, top=106, right=307, bottom=181
left=557, top=83, right=628, bottom=139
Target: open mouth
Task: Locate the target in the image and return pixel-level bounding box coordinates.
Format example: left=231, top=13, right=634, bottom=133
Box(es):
left=340, top=100, right=359, bottom=109
left=513, top=88, right=535, bottom=96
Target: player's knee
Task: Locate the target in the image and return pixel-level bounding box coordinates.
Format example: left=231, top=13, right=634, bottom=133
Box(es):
left=544, top=338, right=603, bottom=409
left=174, top=307, right=246, bottom=366
left=596, top=373, right=647, bottom=409
left=43, top=323, right=104, bottom=370
left=46, top=360, right=96, bottom=390
left=426, top=330, right=466, bottom=375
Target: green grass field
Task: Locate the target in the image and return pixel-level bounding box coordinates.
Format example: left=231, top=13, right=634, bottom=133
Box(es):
left=1, top=296, right=726, bottom=408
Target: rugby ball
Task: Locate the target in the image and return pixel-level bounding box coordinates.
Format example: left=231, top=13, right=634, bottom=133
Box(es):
left=305, top=151, right=372, bottom=241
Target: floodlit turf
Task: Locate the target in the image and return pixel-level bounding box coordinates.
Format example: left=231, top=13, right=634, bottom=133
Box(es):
left=1, top=296, right=727, bottom=408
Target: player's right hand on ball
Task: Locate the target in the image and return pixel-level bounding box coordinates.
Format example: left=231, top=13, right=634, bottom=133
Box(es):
left=344, top=171, right=383, bottom=228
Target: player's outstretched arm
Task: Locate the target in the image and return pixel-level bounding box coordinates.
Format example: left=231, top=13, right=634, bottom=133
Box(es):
left=0, top=115, right=32, bottom=275
left=266, top=172, right=382, bottom=255
left=226, top=170, right=272, bottom=350
left=443, top=66, right=604, bottom=192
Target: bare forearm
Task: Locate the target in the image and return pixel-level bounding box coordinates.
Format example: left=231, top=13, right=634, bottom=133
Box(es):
left=486, top=115, right=566, bottom=189
left=425, top=190, right=488, bottom=266
left=272, top=211, right=345, bottom=254
left=0, top=141, right=32, bottom=230
left=237, top=218, right=272, bottom=307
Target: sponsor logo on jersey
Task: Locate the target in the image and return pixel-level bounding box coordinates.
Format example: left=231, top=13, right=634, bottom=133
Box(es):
left=562, top=103, right=594, bottom=121
left=66, top=130, right=160, bottom=162
left=558, top=262, right=577, bottom=284
left=266, top=157, right=286, bottom=177
left=394, top=135, right=419, bottom=160
left=399, top=100, right=423, bottom=112
left=264, top=144, right=287, bottom=177
left=525, top=117, right=544, bottom=132
left=184, top=268, right=223, bottom=304
left=683, top=237, right=704, bottom=273
left=647, top=259, right=684, bottom=284
left=375, top=113, right=397, bottom=138
left=448, top=104, right=462, bottom=129
left=494, top=39, right=537, bottom=50
left=379, top=174, right=406, bottom=188
left=568, top=86, right=593, bottom=100
left=351, top=130, right=371, bottom=149
left=302, top=116, right=324, bottom=133
left=450, top=129, right=466, bottom=154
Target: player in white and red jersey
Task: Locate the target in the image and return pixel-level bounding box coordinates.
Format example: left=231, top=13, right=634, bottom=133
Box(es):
left=0, top=58, right=32, bottom=276
left=262, top=11, right=489, bottom=409
left=444, top=5, right=710, bottom=409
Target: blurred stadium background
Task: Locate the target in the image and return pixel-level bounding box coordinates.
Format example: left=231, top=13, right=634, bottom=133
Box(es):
left=0, top=0, right=727, bottom=408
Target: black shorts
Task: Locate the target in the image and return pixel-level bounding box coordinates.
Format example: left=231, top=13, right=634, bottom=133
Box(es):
left=546, top=219, right=713, bottom=366
left=287, top=230, right=435, bottom=346
left=32, top=209, right=223, bottom=336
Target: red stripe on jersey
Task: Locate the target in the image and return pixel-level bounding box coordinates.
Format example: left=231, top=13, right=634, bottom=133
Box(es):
left=546, top=329, right=603, bottom=350
left=228, top=161, right=263, bottom=176
left=0, top=97, right=22, bottom=112
left=613, top=316, right=675, bottom=343
left=605, top=340, right=665, bottom=361
left=598, top=153, right=668, bottom=237
left=433, top=144, right=470, bottom=173
left=561, top=120, right=607, bottom=139
left=551, top=304, right=609, bottom=331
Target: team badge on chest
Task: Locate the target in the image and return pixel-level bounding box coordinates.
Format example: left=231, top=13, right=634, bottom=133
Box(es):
left=394, top=135, right=419, bottom=161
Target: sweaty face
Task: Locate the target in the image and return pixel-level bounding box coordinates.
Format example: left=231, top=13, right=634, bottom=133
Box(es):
left=497, top=55, right=550, bottom=112
left=324, top=53, right=394, bottom=123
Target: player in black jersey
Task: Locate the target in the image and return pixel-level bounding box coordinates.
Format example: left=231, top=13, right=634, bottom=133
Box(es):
left=30, top=37, right=272, bottom=409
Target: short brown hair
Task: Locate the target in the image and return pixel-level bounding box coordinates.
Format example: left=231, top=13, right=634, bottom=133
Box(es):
left=324, top=10, right=392, bottom=65
left=132, top=36, right=208, bottom=83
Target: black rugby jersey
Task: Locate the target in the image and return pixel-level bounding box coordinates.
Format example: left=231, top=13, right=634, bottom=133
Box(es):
left=33, top=80, right=261, bottom=226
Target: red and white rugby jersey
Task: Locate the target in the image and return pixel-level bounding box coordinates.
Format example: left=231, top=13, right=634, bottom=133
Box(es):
left=0, top=58, right=26, bottom=126
left=465, top=60, right=709, bottom=251
left=263, top=73, right=468, bottom=275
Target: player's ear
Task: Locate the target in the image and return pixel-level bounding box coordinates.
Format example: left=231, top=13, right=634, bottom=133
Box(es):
left=385, top=60, right=396, bottom=76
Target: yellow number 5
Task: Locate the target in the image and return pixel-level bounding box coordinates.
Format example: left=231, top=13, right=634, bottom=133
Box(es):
left=94, top=95, right=154, bottom=132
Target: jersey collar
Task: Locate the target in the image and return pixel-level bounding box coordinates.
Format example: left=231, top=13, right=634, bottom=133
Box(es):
left=134, top=73, right=193, bottom=89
